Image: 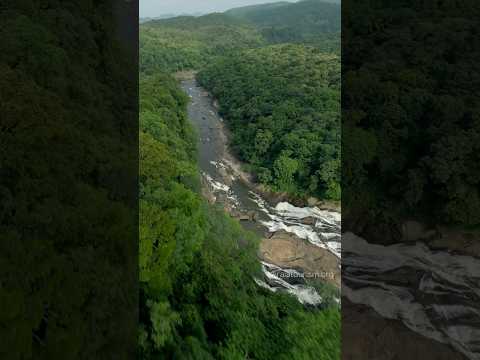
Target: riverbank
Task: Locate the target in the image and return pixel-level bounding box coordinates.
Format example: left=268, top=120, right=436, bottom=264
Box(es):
left=181, top=78, right=341, bottom=305
left=209, top=85, right=341, bottom=213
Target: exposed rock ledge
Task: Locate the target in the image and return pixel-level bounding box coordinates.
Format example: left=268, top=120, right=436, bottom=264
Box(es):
left=259, top=230, right=340, bottom=287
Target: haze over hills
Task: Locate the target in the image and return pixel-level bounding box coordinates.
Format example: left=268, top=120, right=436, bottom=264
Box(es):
left=224, top=1, right=292, bottom=17
left=142, top=0, right=340, bottom=55
left=140, top=12, right=205, bottom=23
left=226, top=0, right=340, bottom=29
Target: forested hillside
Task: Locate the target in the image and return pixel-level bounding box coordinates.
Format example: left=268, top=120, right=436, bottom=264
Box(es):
left=140, top=14, right=264, bottom=74
left=226, top=0, right=341, bottom=52
left=198, top=45, right=341, bottom=200
left=140, top=0, right=341, bottom=75
left=140, top=0, right=341, bottom=201
left=139, top=73, right=340, bottom=359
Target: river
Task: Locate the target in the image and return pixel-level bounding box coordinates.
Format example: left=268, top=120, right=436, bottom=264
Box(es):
left=181, top=79, right=341, bottom=306
left=181, top=78, right=480, bottom=359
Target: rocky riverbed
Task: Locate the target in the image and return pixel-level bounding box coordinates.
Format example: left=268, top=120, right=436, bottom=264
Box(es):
left=181, top=78, right=341, bottom=306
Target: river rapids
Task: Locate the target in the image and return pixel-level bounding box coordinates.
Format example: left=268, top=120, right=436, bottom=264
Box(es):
left=181, top=79, right=480, bottom=359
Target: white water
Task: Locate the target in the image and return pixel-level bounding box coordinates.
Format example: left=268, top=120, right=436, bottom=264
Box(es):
left=250, top=193, right=341, bottom=258
left=183, top=80, right=341, bottom=306
left=256, top=262, right=323, bottom=306
left=343, top=232, right=480, bottom=359
left=201, top=158, right=341, bottom=306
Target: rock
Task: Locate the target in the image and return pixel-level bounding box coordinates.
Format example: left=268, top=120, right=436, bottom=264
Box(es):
left=317, top=201, right=341, bottom=212
left=401, top=221, right=437, bottom=242
left=307, top=197, right=320, bottom=206
left=230, top=210, right=258, bottom=222
left=259, top=230, right=340, bottom=287
left=300, top=216, right=317, bottom=226
left=428, top=226, right=480, bottom=257
left=218, top=167, right=232, bottom=186
left=342, top=299, right=467, bottom=360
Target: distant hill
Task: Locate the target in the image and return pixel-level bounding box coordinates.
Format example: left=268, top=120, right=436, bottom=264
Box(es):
left=225, top=0, right=340, bottom=52
left=139, top=0, right=341, bottom=74
left=140, top=12, right=205, bottom=24
left=140, top=15, right=174, bottom=24
left=225, top=2, right=291, bottom=18
left=140, top=13, right=264, bottom=73
left=226, top=0, right=340, bottom=33
left=147, top=13, right=248, bottom=29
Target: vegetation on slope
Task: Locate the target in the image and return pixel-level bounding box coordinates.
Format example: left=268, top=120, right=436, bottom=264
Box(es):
left=140, top=14, right=265, bottom=74
left=139, top=0, right=341, bottom=201
left=226, top=0, right=341, bottom=52
left=198, top=45, right=341, bottom=200
left=140, top=0, right=341, bottom=75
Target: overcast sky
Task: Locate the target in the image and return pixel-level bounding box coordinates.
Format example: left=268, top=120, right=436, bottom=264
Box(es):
left=140, top=0, right=297, bottom=18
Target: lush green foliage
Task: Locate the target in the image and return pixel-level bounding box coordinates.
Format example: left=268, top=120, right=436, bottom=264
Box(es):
left=138, top=74, right=340, bottom=359
left=140, top=14, right=265, bottom=74
left=1, top=1, right=137, bottom=358
left=343, top=1, right=480, bottom=228
left=140, top=0, right=341, bottom=200
left=198, top=45, right=341, bottom=199
left=140, top=0, right=341, bottom=75
left=226, top=0, right=341, bottom=53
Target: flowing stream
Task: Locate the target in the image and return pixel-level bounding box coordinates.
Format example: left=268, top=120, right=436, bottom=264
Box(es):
left=181, top=79, right=341, bottom=306
left=181, top=78, right=480, bottom=359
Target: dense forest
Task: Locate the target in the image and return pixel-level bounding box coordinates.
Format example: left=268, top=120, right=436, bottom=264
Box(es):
left=226, top=0, right=340, bottom=52
left=198, top=45, right=340, bottom=199
left=140, top=0, right=341, bottom=201
left=343, top=1, right=480, bottom=234
left=140, top=13, right=265, bottom=74
left=139, top=1, right=341, bottom=358
left=1, top=1, right=137, bottom=358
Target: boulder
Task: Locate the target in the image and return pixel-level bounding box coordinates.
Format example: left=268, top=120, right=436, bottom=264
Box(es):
left=259, top=230, right=340, bottom=287
left=300, top=216, right=317, bottom=226
left=248, top=210, right=258, bottom=222
left=401, top=221, right=437, bottom=242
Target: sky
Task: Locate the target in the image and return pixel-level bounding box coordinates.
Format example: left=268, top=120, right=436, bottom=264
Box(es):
left=140, top=0, right=297, bottom=18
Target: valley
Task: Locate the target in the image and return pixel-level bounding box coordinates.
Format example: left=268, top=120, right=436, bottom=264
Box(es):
left=182, top=79, right=341, bottom=305
left=138, top=1, right=341, bottom=358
